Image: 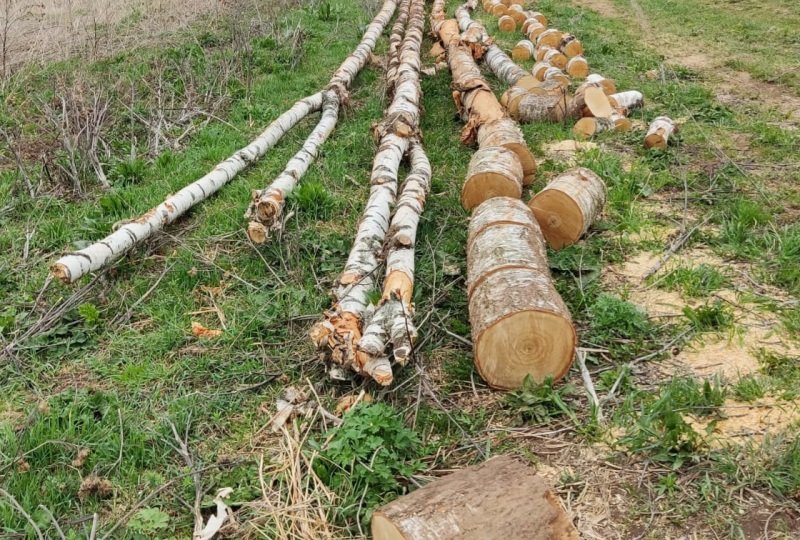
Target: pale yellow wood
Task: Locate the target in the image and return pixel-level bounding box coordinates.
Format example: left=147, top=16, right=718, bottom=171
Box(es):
left=462, top=146, right=523, bottom=210
left=467, top=198, right=576, bottom=389
left=373, top=456, right=579, bottom=540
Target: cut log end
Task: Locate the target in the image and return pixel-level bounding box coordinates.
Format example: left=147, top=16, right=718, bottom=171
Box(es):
left=476, top=309, right=576, bottom=389
left=529, top=190, right=584, bottom=248
left=498, top=15, right=516, bottom=32
left=462, top=146, right=524, bottom=210
left=246, top=221, right=269, bottom=244
left=529, top=167, right=606, bottom=249
left=50, top=263, right=72, bottom=284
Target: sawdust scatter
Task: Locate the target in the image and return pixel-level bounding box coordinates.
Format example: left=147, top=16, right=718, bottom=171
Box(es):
left=688, top=398, right=800, bottom=447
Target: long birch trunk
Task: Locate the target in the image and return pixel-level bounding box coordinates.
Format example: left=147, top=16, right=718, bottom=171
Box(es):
left=357, top=141, right=431, bottom=384
left=52, top=0, right=399, bottom=282
left=244, top=0, right=399, bottom=243
left=310, top=0, right=425, bottom=382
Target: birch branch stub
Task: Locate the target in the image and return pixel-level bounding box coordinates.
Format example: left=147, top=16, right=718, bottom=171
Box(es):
left=529, top=167, right=606, bottom=248
left=372, top=455, right=579, bottom=540
left=467, top=197, right=576, bottom=389
left=645, top=116, right=676, bottom=149
left=461, top=146, right=523, bottom=210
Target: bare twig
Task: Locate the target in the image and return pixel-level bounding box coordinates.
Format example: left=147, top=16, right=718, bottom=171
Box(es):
left=0, top=488, right=45, bottom=540
left=641, top=214, right=713, bottom=281
left=576, top=349, right=604, bottom=423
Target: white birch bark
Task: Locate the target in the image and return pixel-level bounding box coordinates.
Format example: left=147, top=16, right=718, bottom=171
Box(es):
left=645, top=116, right=676, bottom=149
left=243, top=0, right=398, bottom=242
left=357, top=141, right=431, bottom=384
left=52, top=0, right=399, bottom=282
left=311, top=0, right=425, bottom=382
left=52, top=92, right=324, bottom=283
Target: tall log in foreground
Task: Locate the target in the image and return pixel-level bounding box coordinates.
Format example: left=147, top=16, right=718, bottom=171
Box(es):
left=645, top=116, right=676, bottom=149
left=51, top=0, right=399, bottom=283
left=468, top=198, right=576, bottom=389
left=372, top=455, right=579, bottom=540
left=311, top=0, right=425, bottom=382
left=529, top=167, right=606, bottom=249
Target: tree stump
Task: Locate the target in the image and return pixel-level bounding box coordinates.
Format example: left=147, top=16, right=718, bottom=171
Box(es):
left=372, top=455, right=579, bottom=540
left=467, top=197, right=576, bottom=389
left=528, top=167, right=606, bottom=248
left=461, top=147, right=523, bottom=210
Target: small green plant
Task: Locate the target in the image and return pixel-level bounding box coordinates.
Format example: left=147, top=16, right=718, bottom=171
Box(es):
left=311, top=403, right=423, bottom=528
left=683, top=301, right=734, bottom=332
left=503, top=376, right=578, bottom=425
left=732, top=374, right=765, bottom=402
left=128, top=507, right=170, bottom=534
left=112, top=157, right=147, bottom=185
left=657, top=264, right=727, bottom=298
left=78, top=303, right=100, bottom=325
left=318, top=0, right=334, bottom=21
left=587, top=293, right=656, bottom=358
left=620, top=377, right=725, bottom=468
left=292, top=180, right=336, bottom=220
left=656, top=472, right=679, bottom=495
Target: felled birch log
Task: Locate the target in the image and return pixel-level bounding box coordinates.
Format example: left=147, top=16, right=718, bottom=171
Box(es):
left=609, top=90, right=644, bottom=114
left=559, top=34, right=583, bottom=57
left=461, top=146, right=523, bottom=210
left=467, top=197, right=576, bottom=389
left=512, top=40, right=535, bottom=61
left=372, top=455, right=579, bottom=540
left=536, top=29, right=562, bottom=49
left=528, top=167, right=606, bottom=248
left=645, top=116, right=676, bottom=149
left=311, top=0, right=424, bottom=380
left=573, top=112, right=631, bottom=137
left=477, top=118, right=537, bottom=184
left=498, top=15, right=516, bottom=32
left=566, top=55, right=589, bottom=78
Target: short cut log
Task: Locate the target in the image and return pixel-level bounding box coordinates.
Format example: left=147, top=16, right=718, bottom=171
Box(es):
left=529, top=167, right=606, bottom=248
left=462, top=146, right=524, bottom=210
left=372, top=455, right=579, bottom=540
left=645, top=116, right=676, bottom=149
left=467, top=197, right=576, bottom=389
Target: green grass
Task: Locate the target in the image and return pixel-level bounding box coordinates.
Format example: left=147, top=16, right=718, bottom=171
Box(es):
left=0, top=0, right=799, bottom=537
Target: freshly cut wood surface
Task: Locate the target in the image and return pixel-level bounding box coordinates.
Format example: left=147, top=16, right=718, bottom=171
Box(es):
left=477, top=118, right=537, bottom=184
left=467, top=197, right=576, bottom=389
left=529, top=167, right=606, bottom=248
left=372, top=455, right=579, bottom=540
left=566, top=55, right=589, bottom=77
left=462, top=146, right=523, bottom=210
left=645, top=116, right=676, bottom=149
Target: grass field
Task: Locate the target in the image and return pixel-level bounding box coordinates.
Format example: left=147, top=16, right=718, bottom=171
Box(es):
left=1, top=0, right=799, bottom=537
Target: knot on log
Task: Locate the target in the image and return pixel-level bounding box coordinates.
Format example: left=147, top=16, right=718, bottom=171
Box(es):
left=325, top=82, right=350, bottom=107
left=372, top=111, right=419, bottom=142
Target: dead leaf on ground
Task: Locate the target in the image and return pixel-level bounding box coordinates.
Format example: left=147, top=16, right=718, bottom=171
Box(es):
left=335, top=392, right=373, bottom=415
left=72, top=447, right=91, bottom=467
left=78, top=474, right=113, bottom=499
left=191, top=321, right=223, bottom=339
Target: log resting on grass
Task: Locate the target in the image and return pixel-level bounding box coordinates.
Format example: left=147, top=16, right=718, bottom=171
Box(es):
left=645, top=116, right=676, bottom=149
left=244, top=0, right=399, bottom=243
left=467, top=197, right=576, bottom=389
left=51, top=0, right=399, bottom=282
left=357, top=141, right=431, bottom=384
left=528, top=167, right=606, bottom=248
left=372, top=455, right=579, bottom=540
left=311, top=0, right=425, bottom=383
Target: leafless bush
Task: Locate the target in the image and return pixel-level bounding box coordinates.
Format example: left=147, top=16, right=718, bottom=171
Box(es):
left=40, top=80, right=112, bottom=193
